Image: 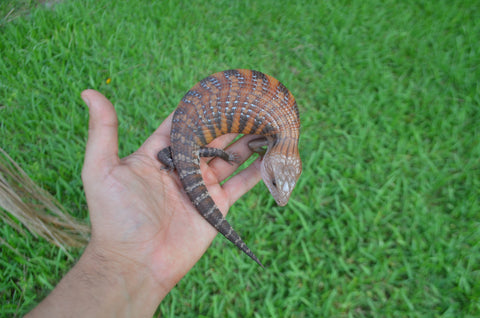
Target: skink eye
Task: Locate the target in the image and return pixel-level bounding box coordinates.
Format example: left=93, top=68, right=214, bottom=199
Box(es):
left=272, top=179, right=277, bottom=187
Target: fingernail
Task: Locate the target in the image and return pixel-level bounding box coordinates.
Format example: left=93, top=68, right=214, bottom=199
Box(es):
left=81, top=93, right=91, bottom=108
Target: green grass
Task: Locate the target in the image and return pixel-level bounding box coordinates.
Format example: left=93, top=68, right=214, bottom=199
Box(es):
left=1, top=0, right=479, bottom=316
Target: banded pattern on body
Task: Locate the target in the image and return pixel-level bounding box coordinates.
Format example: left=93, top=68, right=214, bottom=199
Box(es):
left=158, top=69, right=301, bottom=266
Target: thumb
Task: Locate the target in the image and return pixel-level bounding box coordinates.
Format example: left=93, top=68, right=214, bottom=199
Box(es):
left=81, top=89, right=119, bottom=179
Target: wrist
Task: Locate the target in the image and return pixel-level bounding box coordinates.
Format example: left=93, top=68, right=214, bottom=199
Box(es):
left=78, top=243, right=168, bottom=315
left=27, top=242, right=169, bottom=318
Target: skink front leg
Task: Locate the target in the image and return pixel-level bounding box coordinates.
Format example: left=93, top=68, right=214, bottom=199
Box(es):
left=248, top=137, right=269, bottom=156
left=157, top=146, right=240, bottom=170
left=198, top=147, right=240, bottom=164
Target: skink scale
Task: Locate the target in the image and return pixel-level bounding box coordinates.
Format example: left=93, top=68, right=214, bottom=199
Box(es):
left=157, top=69, right=301, bottom=266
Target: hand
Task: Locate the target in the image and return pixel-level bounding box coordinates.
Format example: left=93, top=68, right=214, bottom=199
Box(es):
left=82, top=88, right=262, bottom=282
left=27, top=89, right=262, bottom=317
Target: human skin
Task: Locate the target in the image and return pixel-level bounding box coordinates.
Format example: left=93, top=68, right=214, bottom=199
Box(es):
left=26, top=89, right=262, bottom=317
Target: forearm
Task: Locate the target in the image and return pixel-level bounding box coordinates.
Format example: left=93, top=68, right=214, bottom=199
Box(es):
left=26, top=244, right=168, bottom=318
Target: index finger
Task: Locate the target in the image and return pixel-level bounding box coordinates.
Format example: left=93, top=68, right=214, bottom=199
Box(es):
left=138, top=111, right=174, bottom=157
left=207, top=134, right=261, bottom=182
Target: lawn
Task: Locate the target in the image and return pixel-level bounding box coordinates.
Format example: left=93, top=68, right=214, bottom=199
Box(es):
left=1, top=0, right=479, bottom=316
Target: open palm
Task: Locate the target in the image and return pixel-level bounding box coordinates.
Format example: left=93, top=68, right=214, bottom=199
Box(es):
left=81, top=89, right=262, bottom=292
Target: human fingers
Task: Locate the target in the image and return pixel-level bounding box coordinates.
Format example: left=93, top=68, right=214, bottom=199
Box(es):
left=221, top=157, right=262, bottom=205
left=81, top=89, right=120, bottom=180
left=138, top=112, right=174, bottom=158
left=208, top=134, right=260, bottom=182
left=205, top=133, right=239, bottom=150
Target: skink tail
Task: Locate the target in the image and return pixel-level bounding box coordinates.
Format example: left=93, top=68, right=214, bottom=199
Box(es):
left=207, top=208, right=264, bottom=268
left=178, top=163, right=263, bottom=267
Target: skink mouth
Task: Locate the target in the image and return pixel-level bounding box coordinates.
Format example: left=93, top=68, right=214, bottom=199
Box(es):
left=276, top=179, right=297, bottom=206
left=273, top=192, right=289, bottom=206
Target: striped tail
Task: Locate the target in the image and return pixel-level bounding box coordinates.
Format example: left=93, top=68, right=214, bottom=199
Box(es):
left=177, top=159, right=264, bottom=267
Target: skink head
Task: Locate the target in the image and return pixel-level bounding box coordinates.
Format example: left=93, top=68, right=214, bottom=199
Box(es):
left=261, top=150, right=302, bottom=206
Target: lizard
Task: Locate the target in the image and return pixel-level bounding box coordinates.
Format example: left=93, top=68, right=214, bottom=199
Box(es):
left=157, top=69, right=302, bottom=267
